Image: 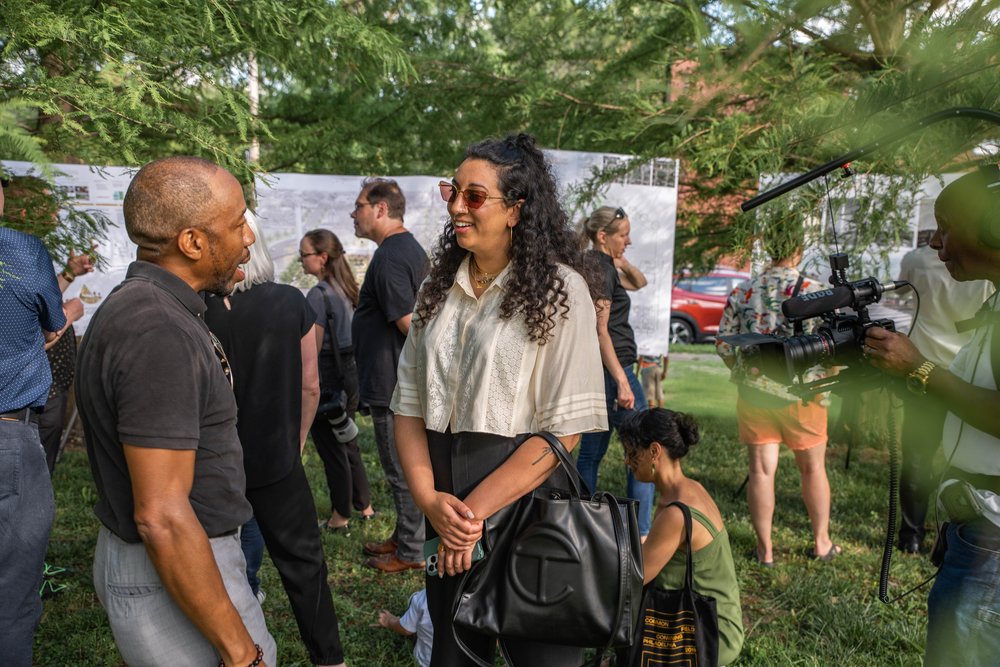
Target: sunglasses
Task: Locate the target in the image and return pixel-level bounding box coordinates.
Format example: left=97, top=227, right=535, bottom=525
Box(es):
left=439, top=181, right=505, bottom=210
left=600, top=207, right=628, bottom=233
left=209, top=332, right=234, bottom=390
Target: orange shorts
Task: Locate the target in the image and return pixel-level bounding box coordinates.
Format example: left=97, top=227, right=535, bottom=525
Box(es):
left=736, top=397, right=827, bottom=450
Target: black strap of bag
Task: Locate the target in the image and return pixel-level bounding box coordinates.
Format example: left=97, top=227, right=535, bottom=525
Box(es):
left=451, top=432, right=641, bottom=667
left=664, top=501, right=697, bottom=593
left=316, top=281, right=343, bottom=385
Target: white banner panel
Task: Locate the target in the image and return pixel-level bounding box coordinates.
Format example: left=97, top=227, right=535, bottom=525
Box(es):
left=4, top=152, right=678, bottom=355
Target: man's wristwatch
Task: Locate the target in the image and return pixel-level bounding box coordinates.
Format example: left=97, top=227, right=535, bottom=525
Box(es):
left=906, top=361, right=936, bottom=396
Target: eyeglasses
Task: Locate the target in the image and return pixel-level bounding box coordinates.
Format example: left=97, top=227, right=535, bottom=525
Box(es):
left=299, top=252, right=319, bottom=260
left=439, top=182, right=505, bottom=210
left=353, top=201, right=374, bottom=212
left=615, top=207, right=627, bottom=219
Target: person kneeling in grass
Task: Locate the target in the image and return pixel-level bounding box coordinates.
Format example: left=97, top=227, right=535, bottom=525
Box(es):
left=620, top=408, right=745, bottom=666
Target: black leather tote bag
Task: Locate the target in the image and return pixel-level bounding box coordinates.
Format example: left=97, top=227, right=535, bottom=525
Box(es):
left=452, top=432, right=644, bottom=666
left=620, top=501, right=719, bottom=667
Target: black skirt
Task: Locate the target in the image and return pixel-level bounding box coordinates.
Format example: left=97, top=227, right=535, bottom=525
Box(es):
left=424, top=429, right=584, bottom=667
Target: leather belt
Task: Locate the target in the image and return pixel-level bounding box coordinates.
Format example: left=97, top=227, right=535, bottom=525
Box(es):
left=0, top=407, right=37, bottom=423
left=210, top=528, right=238, bottom=539
left=946, top=467, right=1000, bottom=496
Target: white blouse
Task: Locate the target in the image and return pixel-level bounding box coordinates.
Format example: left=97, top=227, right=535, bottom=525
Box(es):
left=391, top=256, right=608, bottom=437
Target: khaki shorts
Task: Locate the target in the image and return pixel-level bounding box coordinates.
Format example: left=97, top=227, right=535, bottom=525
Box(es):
left=736, top=396, right=827, bottom=451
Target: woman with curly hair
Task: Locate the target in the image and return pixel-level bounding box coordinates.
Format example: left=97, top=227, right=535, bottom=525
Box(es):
left=619, top=408, right=744, bottom=666
left=391, top=134, right=608, bottom=666
left=299, top=229, right=376, bottom=532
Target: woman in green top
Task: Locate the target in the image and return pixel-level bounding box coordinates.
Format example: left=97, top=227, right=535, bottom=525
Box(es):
left=620, top=408, right=745, bottom=666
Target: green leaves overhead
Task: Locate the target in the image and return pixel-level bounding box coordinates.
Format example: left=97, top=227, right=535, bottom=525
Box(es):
left=3, top=0, right=999, bottom=269
left=0, top=0, right=410, bottom=178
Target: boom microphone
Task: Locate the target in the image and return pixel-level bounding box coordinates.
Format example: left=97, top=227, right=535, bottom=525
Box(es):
left=782, top=286, right=854, bottom=321
left=782, top=280, right=905, bottom=322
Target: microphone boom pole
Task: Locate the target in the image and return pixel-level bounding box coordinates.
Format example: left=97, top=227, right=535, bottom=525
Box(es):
left=740, top=107, right=1000, bottom=213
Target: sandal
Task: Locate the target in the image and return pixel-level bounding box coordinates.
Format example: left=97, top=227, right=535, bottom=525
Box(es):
left=811, top=544, right=842, bottom=561
left=750, top=549, right=774, bottom=569
left=318, top=519, right=351, bottom=535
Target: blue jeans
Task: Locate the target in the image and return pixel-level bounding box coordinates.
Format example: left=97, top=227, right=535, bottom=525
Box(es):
left=0, top=417, right=54, bottom=667
left=240, top=516, right=264, bottom=596
left=576, top=366, right=654, bottom=535
left=925, top=518, right=1000, bottom=666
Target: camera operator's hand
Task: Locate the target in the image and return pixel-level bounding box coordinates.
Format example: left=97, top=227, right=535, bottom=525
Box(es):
left=863, top=326, right=925, bottom=377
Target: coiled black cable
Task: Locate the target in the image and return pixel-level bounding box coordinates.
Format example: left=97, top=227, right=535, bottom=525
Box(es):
left=878, top=395, right=899, bottom=603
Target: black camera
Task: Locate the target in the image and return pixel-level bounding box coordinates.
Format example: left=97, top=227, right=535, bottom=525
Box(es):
left=720, top=253, right=903, bottom=396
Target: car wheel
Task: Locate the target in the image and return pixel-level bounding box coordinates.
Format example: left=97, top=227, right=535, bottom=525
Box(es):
left=670, top=318, right=695, bottom=345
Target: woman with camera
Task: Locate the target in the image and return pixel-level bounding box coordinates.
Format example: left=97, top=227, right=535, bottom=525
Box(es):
left=299, top=229, right=375, bottom=532
left=391, top=134, right=607, bottom=666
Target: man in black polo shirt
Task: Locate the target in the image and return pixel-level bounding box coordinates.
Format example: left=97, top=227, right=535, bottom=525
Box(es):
left=76, top=157, right=274, bottom=666
left=351, top=177, right=428, bottom=572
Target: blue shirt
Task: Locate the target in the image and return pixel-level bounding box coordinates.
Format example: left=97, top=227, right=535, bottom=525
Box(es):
left=0, top=226, right=66, bottom=411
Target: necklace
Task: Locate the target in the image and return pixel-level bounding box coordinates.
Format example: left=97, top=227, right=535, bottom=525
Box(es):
left=470, top=257, right=498, bottom=289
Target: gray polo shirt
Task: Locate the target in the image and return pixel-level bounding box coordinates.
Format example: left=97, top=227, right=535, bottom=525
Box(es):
left=77, top=261, right=251, bottom=543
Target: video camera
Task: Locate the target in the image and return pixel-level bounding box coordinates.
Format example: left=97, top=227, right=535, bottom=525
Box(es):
left=720, top=252, right=905, bottom=397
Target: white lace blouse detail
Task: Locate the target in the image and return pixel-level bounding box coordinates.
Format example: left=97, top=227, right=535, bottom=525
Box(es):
left=391, top=257, right=607, bottom=437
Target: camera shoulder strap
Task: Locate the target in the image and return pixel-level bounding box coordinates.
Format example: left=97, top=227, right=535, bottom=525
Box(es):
left=315, top=281, right=344, bottom=382
left=791, top=274, right=805, bottom=298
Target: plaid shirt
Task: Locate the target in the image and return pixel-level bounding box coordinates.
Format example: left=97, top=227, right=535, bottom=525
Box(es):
left=715, top=266, right=830, bottom=401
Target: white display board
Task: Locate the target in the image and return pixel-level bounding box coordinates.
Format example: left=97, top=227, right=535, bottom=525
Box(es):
left=4, top=151, right=678, bottom=354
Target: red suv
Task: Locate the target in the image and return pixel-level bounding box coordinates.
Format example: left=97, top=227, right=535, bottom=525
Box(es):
left=670, top=271, right=749, bottom=343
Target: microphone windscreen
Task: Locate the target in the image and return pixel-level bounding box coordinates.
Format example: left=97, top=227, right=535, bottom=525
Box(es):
left=781, top=285, right=853, bottom=321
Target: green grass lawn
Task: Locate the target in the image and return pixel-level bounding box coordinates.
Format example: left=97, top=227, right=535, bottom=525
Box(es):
left=37, top=355, right=934, bottom=666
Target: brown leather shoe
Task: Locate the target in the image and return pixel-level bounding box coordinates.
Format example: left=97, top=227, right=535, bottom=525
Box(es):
left=363, top=538, right=397, bottom=557
left=365, top=553, right=424, bottom=573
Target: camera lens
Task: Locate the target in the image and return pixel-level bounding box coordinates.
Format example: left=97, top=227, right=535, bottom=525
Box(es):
left=784, top=331, right=834, bottom=371
left=328, top=409, right=359, bottom=443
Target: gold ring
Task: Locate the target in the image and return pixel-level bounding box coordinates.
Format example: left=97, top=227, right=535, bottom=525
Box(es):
left=437, top=543, right=446, bottom=554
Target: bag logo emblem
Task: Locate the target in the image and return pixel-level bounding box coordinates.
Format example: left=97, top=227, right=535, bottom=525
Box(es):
left=508, top=525, right=582, bottom=605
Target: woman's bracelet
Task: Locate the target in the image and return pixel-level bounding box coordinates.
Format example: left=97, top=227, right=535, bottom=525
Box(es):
left=218, top=644, right=263, bottom=667
left=60, top=268, right=75, bottom=283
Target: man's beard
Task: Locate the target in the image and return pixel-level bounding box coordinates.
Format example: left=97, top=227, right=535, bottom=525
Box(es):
left=205, top=245, right=242, bottom=296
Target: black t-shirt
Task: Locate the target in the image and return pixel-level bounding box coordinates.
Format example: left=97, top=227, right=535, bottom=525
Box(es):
left=352, top=231, right=428, bottom=407
left=307, top=280, right=353, bottom=353
left=76, top=261, right=252, bottom=543
left=205, top=283, right=315, bottom=488
left=595, top=251, right=637, bottom=366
